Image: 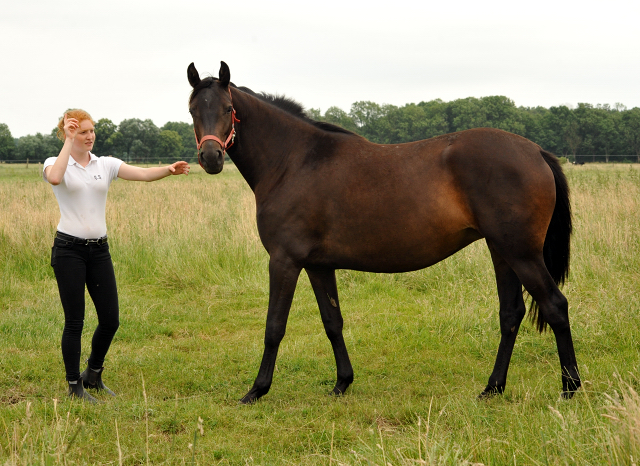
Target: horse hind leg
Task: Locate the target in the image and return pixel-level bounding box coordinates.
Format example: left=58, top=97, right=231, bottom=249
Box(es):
left=508, top=255, right=581, bottom=398
left=479, top=244, right=527, bottom=399
left=306, top=268, right=354, bottom=396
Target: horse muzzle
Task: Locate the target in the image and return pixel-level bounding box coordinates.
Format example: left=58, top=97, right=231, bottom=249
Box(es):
left=198, top=142, right=225, bottom=174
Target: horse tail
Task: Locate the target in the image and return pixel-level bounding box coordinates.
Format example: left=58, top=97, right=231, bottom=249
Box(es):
left=529, top=150, right=572, bottom=332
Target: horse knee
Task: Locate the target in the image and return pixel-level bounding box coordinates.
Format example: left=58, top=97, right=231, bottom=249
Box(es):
left=499, top=302, right=526, bottom=334
left=264, top=324, right=286, bottom=348
left=322, top=316, right=344, bottom=341
left=540, top=293, right=570, bottom=331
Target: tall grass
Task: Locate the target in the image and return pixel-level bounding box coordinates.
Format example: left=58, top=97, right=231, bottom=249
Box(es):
left=1, top=162, right=639, bottom=464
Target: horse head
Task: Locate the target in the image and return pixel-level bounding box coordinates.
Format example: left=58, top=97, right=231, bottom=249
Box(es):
left=187, top=61, right=238, bottom=174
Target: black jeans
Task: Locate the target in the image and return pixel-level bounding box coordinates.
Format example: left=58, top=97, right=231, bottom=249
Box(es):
left=51, top=236, right=120, bottom=381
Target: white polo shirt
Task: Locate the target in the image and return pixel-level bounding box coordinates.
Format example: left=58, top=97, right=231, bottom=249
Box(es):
left=43, top=153, right=123, bottom=239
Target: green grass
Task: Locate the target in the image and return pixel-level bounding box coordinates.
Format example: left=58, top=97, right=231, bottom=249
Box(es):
left=1, top=162, right=639, bottom=465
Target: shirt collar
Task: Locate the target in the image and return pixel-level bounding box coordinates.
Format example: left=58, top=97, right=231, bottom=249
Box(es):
left=68, top=152, right=98, bottom=166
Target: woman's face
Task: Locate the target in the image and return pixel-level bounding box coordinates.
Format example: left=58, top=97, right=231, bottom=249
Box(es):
left=73, top=119, right=95, bottom=153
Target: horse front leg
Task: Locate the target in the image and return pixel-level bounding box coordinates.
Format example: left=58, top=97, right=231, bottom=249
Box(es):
left=240, top=254, right=301, bottom=404
left=306, top=268, right=354, bottom=396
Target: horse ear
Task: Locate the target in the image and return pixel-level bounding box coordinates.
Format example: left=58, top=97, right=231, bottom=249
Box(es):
left=187, top=63, right=201, bottom=88
left=219, top=61, right=231, bottom=87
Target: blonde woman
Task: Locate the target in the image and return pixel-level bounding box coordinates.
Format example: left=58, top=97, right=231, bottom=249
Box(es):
left=44, top=109, right=190, bottom=402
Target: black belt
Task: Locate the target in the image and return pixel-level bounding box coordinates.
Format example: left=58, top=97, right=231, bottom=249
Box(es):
left=55, top=231, right=108, bottom=245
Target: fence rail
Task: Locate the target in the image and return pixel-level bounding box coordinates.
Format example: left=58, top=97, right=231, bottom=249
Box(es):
left=570, top=155, right=640, bottom=163
left=0, top=155, right=639, bottom=165
left=0, top=158, right=198, bottom=166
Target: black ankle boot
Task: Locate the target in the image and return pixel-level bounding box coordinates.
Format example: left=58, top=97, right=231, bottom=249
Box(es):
left=81, top=364, right=116, bottom=396
left=68, top=379, right=98, bottom=403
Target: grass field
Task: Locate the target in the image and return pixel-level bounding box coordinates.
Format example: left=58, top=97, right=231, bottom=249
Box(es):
left=1, top=161, right=639, bottom=465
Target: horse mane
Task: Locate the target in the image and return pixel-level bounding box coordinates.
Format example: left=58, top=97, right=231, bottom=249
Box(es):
left=251, top=89, right=357, bottom=135
left=190, top=77, right=356, bottom=136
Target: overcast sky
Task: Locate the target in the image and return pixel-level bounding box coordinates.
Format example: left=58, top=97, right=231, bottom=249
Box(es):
left=2, top=0, right=639, bottom=138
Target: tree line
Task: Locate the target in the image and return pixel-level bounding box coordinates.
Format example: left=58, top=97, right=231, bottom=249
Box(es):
left=1, top=96, right=639, bottom=162
left=309, top=97, right=640, bottom=157
left=0, top=119, right=197, bottom=163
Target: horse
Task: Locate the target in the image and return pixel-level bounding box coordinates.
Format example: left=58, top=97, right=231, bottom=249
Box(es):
left=187, top=61, right=580, bottom=404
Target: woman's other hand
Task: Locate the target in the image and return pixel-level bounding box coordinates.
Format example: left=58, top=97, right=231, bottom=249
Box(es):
left=63, top=114, right=80, bottom=141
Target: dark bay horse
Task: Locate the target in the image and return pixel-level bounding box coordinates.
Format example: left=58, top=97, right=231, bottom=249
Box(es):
left=187, top=61, right=580, bottom=403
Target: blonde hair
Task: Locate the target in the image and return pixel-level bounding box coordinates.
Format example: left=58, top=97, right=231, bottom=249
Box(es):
left=56, top=109, right=95, bottom=141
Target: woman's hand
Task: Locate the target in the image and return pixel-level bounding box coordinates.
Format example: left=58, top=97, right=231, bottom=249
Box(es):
left=168, top=161, right=190, bottom=175
left=118, top=161, right=191, bottom=181
left=45, top=114, right=79, bottom=185
left=63, top=114, right=79, bottom=141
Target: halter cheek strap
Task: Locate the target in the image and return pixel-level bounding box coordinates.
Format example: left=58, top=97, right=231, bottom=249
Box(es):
left=194, top=88, right=240, bottom=157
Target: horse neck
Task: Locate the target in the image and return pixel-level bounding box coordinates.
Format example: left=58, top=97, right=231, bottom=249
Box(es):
left=228, top=90, right=311, bottom=193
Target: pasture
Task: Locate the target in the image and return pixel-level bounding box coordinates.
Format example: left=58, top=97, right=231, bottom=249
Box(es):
left=1, top=162, right=639, bottom=465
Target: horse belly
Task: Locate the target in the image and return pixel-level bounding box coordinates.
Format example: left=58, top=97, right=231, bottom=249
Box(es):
left=317, top=202, right=481, bottom=273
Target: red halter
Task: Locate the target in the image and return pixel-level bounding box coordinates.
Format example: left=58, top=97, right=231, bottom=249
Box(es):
left=194, top=88, right=240, bottom=167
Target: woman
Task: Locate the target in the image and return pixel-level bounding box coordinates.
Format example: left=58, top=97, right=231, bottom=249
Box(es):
left=44, top=109, right=190, bottom=402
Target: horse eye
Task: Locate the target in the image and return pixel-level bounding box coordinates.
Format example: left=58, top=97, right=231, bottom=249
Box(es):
left=226, top=106, right=233, bottom=113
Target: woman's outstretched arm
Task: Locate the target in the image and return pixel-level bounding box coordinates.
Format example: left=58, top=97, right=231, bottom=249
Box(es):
left=117, top=161, right=190, bottom=181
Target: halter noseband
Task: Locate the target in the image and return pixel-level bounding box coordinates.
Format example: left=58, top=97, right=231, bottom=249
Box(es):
left=194, top=88, right=240, bottom=167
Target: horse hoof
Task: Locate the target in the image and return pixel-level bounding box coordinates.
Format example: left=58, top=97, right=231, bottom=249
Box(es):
left=478, top=385, right=504, bottom=400
left=239, top=387, right=269, bottom=404
left=239, top=393, right=258, bottom=404
left=330, top=380, right=352, bottom=397
left=561, top=387, right=581, bottom=400
left=239, top=396, right=255, bottom=405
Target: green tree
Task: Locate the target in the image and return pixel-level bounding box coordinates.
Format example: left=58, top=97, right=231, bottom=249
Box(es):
left=381, top=101, right=449, bottom=143
left=129, top=139, right=150, bottom=159
left=481, top=96, right=525, bottom=135
left=105, top=131, right=125, bottom=157
left=0, top=123, right=16, bottom=160
left=349, top=101, right=384, bottom=129
left=323, top=106, right=358, bottom=132
left=621, top=107, right=640, bottom=157
left=94, top=118, right=117, bottom=155
left=446, top=96, right=524, bottom=135
left=157, top=130, right=182, bottom=160
left=564, top=120, right=582, bottom=157
left=117, top=119, right=159, bottom=161
left=446, top=97, right=488, bottom=132
left=521, top=106, right=555, bottom=149
left=161, top=121, right=196, bottom=161
left=349, top=101, right=395, bottom=143
left=415, top=99, right=449, bottom=139
left=381, top=105, right=422, bottom=143
left=306, top=108, right=322, bottom=120
left=538, top=106, right=578, bottom=156
left=15, top=133, right=60, bottom=162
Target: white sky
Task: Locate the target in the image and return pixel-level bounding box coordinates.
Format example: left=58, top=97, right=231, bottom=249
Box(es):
left=2, top=0, right=639, bottom=138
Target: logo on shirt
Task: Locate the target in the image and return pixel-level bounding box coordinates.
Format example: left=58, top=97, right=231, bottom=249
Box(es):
left=94, top=175, right=102, bottom=180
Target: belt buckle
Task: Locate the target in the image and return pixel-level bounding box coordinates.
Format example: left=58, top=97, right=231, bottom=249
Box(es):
left=84, top=236, right=106, bottom=245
